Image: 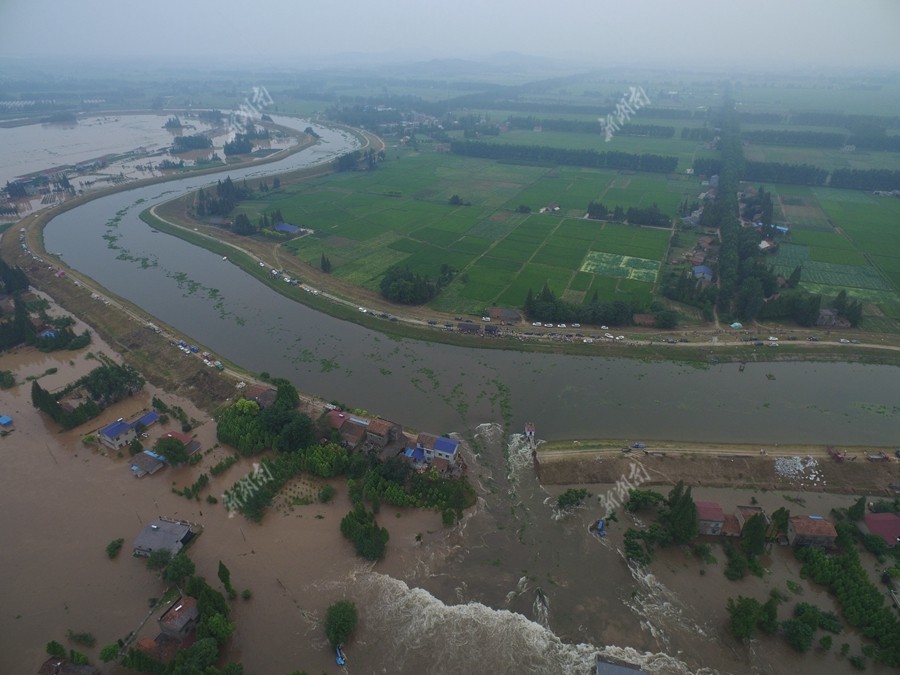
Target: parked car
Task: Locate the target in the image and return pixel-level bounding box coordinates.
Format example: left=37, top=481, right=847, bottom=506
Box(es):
left=840, top=338, right=850, bottom=343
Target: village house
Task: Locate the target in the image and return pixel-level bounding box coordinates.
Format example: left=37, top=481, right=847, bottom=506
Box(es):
left=160, top=430, right=201, bottom=456
left=130, top=451, right=166, bottom=478
left=787, top=515, right=838, bottom=549
left=99, top=418, right=136, bottom=450
left=860, top=512, right=900, bottom=548
left=365, top=418, right=402, bottom=449
left=243, top=384, right=277, bottom=408
left=696, top=501, right=725, bottom=535
left=340, top=417, right=369, bottom=449
left=159, top=596, right=199, bottom=641
left=133, top=518, right=194, bottom=557
left=37, top=658, right=100, bottom=675
left=405, top=432, right=461, bottom=472
left=692, top=264, right=714, bottom=283
left=489, top=307, right=522, bottom=324
left=98, top=409, right=161, bottom=450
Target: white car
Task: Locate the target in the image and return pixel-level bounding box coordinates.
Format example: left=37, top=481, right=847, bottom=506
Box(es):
left=571, top=323, right=581, bottom=328
left=557, top=323, right=566, bottom=328
left=839, top=338, right=850, bottom=343
left=601, top=325, right=609, bottom=330
left=605, top=333, right=614, bottom=339
left=615, top=335, right=625, bottom=340
left=358, top=307, right=367, bottom=313
left=768, top=336, right=778, bottom=341
left=532, top=322, right=542, bottom=327
left=482, top=316, right=491, bottom=322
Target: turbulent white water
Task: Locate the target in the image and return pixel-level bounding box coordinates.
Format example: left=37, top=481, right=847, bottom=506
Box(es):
left=355, top=572, right=711, bottom=674
left=337, top=424, right=721, bottom=674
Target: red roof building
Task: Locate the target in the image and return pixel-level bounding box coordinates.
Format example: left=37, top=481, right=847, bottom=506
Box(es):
left=788, top=516, right=837, bottom=548
left=696, top=501, right=725, bottom=535
left=863, top=512, right=900, bottom=548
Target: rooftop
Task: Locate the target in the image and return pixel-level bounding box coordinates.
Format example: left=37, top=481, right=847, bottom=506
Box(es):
left=416, top=432, right=440, bottom=450
left=159, top=596, right=199, bottom=632
left=790, top=515, right=837, bottom=538
left=133, top=519, right=192, bottom=555
left=864, top=512, right=900, bottom=546
left=367, top=418, right=395, bottom=436
left=433, top=436, right=459, bottom=456
left=696, top=501, right=724, bottom=522
left=100, top=418, right=131, bottom=438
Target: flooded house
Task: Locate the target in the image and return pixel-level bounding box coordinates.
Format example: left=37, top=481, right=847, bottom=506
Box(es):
left=787, top=515, right=838, bottom=549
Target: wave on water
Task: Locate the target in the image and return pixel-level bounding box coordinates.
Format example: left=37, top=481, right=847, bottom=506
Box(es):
left=620, top=552, right=716, bottom=653
left=355, top=572, right=708, bottom=675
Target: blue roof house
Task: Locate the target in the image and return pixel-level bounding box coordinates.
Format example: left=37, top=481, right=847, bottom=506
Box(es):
left=692, top=264, right=714, bottom=282
left=433, top=437, right=460, bottom=466
left=99, top=418, right=136, bottom=450
left=0, top=415, right=12, bottom=427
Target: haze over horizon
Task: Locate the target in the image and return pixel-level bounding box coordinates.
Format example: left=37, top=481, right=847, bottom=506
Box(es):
left=1, top=0, right=899, bottom=73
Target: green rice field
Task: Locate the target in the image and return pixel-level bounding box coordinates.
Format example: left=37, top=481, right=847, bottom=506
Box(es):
left=244, top=149, right=685, bottom=314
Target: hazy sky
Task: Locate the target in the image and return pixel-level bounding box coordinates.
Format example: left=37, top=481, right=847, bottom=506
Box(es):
left=1, top=0, right=898, bottom=70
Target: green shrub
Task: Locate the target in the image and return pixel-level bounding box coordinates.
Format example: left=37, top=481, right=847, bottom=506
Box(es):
left=106, top=538, right=124, bottom=559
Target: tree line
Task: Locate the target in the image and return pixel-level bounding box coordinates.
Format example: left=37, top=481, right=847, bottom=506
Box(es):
left=523, top=282, right=676, bottom=327
left=380, top=264, right=455, bottom=305
left=506, top=116, right=675, bottom=138
left=31, top=361, right=144, bottom=430
left=742, top=129, right=846, bottom=148
left=586, top=201, right=672, bottom=227
left=451, top=140, right=678, bottom=173
left=172, top=134, right=212, bottom=152
left=196, top=176, right=254, bottom=217
left=694, top=156, right=900, bottom=191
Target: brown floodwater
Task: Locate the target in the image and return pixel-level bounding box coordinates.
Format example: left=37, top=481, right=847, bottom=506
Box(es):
left=3, top=371, right=895, bottom=675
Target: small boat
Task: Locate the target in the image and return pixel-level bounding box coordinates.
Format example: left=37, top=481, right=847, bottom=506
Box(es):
left=222, top=256, right=228, bottom=260
left=335, top=644, right=346, bottom=666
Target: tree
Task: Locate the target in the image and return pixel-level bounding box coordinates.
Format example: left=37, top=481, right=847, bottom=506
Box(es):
left=726, top=596, right=762, bottom=639
left=201, top=612, right=235, bottom=647
left=662, top=481, right=698, bottom=544
left=46, top=640, right=67, bottom=658
left=162, top=554, right=196, bottom=585
left=771, top=506, right=790, bottom=534
left=218, top=560, right=236, bottom=597
left=557, top=488, right=589, bottom=510
left=100, top=644, right=120, bottom=663
left=787, top=265, right=802, bottom=289
left=146, top=549, right=172, bottom=570
left=759, top=597, right=780, bottom=634
left=741, top=514, right=767, bottom=558
left=320, top=253, right=332, bottom=273
left=324, top=600, right=358, bottom=647
left=156, top=436, right=189, bottom=466
left=783, top=619, right=815, bottom=652
left=848, top=496, right=866, bottom=522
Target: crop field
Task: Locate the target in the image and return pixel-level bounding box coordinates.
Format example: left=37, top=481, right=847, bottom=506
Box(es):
left=258, top=148, right=685, bottom=313
left=580, top=251, right=660, bottom=283
left=767, top=182, right=900, bottom=323
left=743, top=143, right=900, bottom=172
left=471, top=128, right=714, bottom=172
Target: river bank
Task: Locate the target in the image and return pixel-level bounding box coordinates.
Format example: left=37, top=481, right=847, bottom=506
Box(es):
left=536, top=441, right=900, bottom=495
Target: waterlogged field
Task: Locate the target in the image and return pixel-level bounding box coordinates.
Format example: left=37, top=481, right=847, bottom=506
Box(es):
left=236, top=149, right=690, bottom=314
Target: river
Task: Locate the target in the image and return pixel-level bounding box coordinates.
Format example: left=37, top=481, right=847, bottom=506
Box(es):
left=8, top=114, right=899, bottom=674
left=39, top=117, right=899, bottom=444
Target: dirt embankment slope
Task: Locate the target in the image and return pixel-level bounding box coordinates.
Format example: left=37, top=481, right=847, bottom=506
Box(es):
left=536, top=444, right=900, bottom=496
